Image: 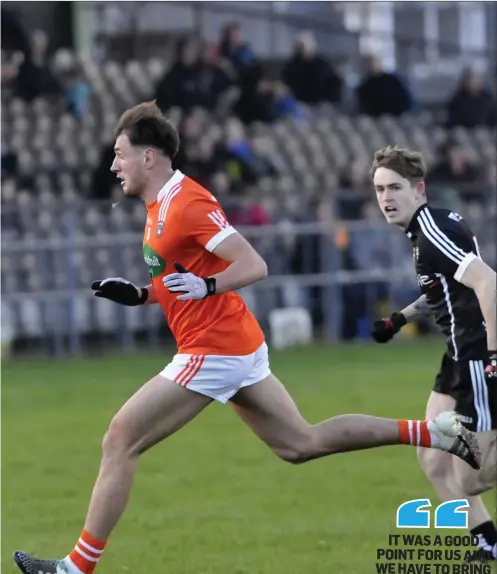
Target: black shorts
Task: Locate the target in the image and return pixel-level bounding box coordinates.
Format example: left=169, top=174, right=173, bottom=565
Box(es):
left=433, top=353, right=497, bottom=432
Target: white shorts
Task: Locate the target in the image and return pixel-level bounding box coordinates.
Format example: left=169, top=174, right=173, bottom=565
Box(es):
left=159, top=342, right=271, bottom=404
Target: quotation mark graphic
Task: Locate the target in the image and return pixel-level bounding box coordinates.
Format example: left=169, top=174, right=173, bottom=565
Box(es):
left=396, top=499, right=469, bottom=529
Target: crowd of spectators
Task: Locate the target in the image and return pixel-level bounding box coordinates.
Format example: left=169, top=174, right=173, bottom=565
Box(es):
left=2, top=12, right=495, bottom=341
left=2, top=15, right=495, bottom=229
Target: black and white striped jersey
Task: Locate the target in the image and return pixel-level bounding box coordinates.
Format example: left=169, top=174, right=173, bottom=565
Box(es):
left=406, top=204, right=487, bottom=361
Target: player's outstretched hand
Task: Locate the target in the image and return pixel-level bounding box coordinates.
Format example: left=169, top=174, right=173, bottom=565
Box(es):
left=485, top=351, right=497, bottom=381
left=371, top=312, right=407, bottom=343
left=163, top=262, right=216, bottom=301
left=91, top=278, right=148, bottom=306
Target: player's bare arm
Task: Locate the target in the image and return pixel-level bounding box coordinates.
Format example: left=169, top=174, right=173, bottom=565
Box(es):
left=457, top=257, right=497, bottom=351
left=141, top=283, right=158, bottom=305
left=401, top=294, right=431, bottom=322
left=209, top=232, right=268, bottom=294
left=163, top=233, right=268, bottom=301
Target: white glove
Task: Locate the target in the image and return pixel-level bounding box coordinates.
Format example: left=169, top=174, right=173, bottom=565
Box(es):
left=163, top=262, right=213, bottom=301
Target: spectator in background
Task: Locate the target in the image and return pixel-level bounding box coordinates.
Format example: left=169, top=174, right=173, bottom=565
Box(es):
left=447, top=68, right=496, bottom=129
left=236, top=72, right=276, bottom=124
left=210, top=171, right=232, bottom=203
left=282, top=32, right=343, bottom=105
left=53, top=51, right=91, bottom=119
left=186, top=135, right=223, bottom=187
left=337, top=156, right=371, bottom=219
left=1, top=134, right=18, bottom=179
left=230, top=193, right=272, bottom=227
left=219, top=22, right=256, bottom=75
left=338, top=156, right=370, bottom=190
left=273, top=80, right=306, bottom=121
left=155, top=38, right=233, bottom=113
left=15, top=29, right=61, bottom=102
left=196, top=41, right=235, bottom=111
left=172, top=112, right=202, bottom=173
left=236, top=69, right=305, bottom=124
left=214, top=119, right=279, bottom=191
left=61, top=66, right=91, bottom=118
left=89, top=142, right=116, bottom=199
left=355, top=55, right=413, bottom=117
left=1, top=50, right=23, bottom=91
left=154, top=39, right=201, bottom=112
left=429, top=141, right=480, bottom=185
left=1, top=7, right=30, bottom=57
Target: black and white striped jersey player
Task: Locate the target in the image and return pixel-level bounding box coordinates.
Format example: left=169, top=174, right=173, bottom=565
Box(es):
left=370, top=146, right=496, bottom=562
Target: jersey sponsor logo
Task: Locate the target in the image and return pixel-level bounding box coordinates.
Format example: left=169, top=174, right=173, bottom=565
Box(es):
left=208, top=209, right=229, bottom=230
left=143, top=244, right=166, bottom=278
left=458, top=415, right=473, bottom=424
left=448, top=212, right=463, bottom=222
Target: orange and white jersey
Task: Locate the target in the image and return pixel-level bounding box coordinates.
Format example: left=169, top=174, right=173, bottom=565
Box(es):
left=143, top=170, right=265, bottom=356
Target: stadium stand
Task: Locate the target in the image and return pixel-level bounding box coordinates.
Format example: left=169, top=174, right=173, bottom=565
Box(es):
left=1, top=6, right=495, bottom=352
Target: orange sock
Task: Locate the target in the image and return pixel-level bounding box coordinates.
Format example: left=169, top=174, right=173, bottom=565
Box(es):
left=398, top=420, right=433, bottom=447
left=65, top=529, right=107, bottom=573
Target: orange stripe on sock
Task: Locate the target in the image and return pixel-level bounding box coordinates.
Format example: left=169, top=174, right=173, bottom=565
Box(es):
left=76, top=544, right=100, bottom=560
left=68, top=529, right=107, bottom=573
left=419, top=421, right=431, bottom=447
left=69, top=549, right=96, bottom=573
left=398, top=420, right=432, bottom=447
left=81, top=530, right=106, bottom=551
left=398, top=420, right=410, bottom=445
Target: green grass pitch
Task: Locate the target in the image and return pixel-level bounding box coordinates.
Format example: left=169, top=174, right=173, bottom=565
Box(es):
left=2, top=340, right=495, bottom=573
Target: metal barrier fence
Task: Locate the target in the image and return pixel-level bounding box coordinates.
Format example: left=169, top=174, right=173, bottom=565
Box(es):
left=2, top=204, right=494, bottom=358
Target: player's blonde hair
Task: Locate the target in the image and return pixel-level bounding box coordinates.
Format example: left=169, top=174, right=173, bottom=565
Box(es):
left=115, top=101, right=180, bottom=159
left=369, top=145, right=427, bottom=184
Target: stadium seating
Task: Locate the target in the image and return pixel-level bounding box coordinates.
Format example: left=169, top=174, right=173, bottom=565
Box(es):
left=2, top=55, right=495, bottom=310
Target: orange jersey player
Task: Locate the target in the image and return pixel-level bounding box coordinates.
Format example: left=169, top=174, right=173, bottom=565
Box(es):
left=141, top=169, right=268, bottom=397
left=144, top=171, right=264, bottom=357
left=14, top=102, right=482, bottom=574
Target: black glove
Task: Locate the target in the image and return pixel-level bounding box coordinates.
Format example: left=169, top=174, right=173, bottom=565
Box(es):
left=91, top=278, right=148, bottom=306
left=371, top=312, right=407, bottom=343
left=485, top=351, right=497, bottom=380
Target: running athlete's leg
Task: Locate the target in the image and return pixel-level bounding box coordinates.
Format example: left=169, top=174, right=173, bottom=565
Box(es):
left=452, top=430, right=497, bottom=495
left=231, top=375, right=479, bottom=466
left=86, top=376, right=211, bottom=539
left=418, top=392, right=493, bottom=530
left=451, top=430, right=497, bottom=560
left=14, top=375, right=211, bottom=574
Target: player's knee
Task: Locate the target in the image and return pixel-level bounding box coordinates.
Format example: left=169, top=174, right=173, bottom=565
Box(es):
left=456, top=472, right=492, bottom=497
left=102, top=415, right=135, bottom=458
left=417, top=447, right=446, bottom=481
left=273, top=446, right=309, bottom=464
left=272, top=434, right=318, bottom=464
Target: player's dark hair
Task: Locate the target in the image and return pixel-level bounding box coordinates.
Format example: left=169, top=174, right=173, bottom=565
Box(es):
left=114, top=101, right=179, bottom=160
left=369, top=145, right=427, bottom=184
